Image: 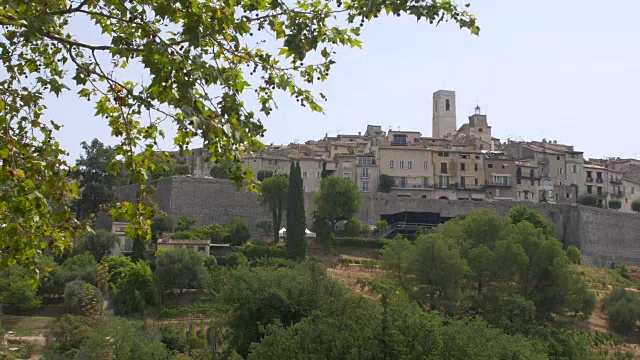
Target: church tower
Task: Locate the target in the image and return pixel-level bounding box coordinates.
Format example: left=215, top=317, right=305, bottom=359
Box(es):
left=432, top=90, right=457, bottom=138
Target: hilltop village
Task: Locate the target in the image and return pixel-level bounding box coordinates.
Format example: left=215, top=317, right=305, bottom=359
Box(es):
left=173, top=90, right=640, bottom=213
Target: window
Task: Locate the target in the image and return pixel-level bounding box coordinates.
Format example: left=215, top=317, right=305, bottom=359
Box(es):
left=440, top=162, right=448, bottom=174
left=555, top=193, right=559, bottom=201
left=479, top=128, right=483, bottom=132
left=361, top=168, right=369, bottom=178
left=587, top=185, right=592, bottom=194
left=474, top=177, right=478, bottom=186
left=389, top=160, right=394, bottom=169
left=488, top=164, right=494, bottom=168
left=343, top=172, right=351, bottom=179
left=597, top=187, right=603, bottom=195
left=460, top=163, right=466, bottom=171
left=399, top=161, right=405, bottom=170
left=566, top=193, right=571, bottom=199
left=517, top=178, right=521, bottom=184
left=361, top=181, right=369, bottom=192
left=633, top=187, right=636, bottom=195
left=474, top=163, right=478, bottom=171
left=558, top=168, right=564, bottom=175
left=407, top=161, right=413, bottom=170
left=597, top=172, right=603, bottom=179
left=557, top=156, right=560, bottom=161
left=475, top=155, right=480, bottom=160
left=343, top=161, right=352, bottom=168
left=303, top=171, right=308, bottom=178
left=423, top=161, right=428, bottom=170
left=530, top=169, right=535, bottom=177
left=357, top=157, right=373, bottom=165
left=572, top=165, right=577, bottom=173
left=198, top=246, right=206, bottom=253
left=531, top=179, right=535, bottom=185
left=459, top=154, right=470, bottom=159
left=316, top=172, right=321, bottom=179
left=548, top=190, right=553, bottom=199
left=318, top=161, right=322, bottom=168
left=502, top=163, right=508, bottom=170
left=392, top=134, right=407, bottom=145
left=445, top=99, right=451, bottom=111
left=438, top=152, right=449, bottom=157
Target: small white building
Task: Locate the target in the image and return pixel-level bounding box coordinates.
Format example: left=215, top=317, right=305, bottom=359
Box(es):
left=110, top=221, right=133, bottom=256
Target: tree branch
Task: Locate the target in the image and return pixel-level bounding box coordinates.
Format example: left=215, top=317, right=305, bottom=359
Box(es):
left=48, top=0, right=91, bottom=16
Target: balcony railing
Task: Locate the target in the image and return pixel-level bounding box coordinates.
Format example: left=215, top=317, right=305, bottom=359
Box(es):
left=586, top=177, right=593, bottom=183
left=610, top=178, right=623, bottom=185
left=392, top=183, right=435, bottom=189
left=486, top=180, right=511, bottom=187
left=596, top=178, right=604, bottom=184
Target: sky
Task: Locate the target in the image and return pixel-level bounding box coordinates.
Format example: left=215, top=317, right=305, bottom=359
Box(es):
left=48, top=0, right=640, bottom=161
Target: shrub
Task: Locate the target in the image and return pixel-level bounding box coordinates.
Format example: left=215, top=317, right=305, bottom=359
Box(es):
left=170, top=231, right=198, bottom=240
left=618, top=264, right=630, bottom=279
left=566, top=246, right=581, bottom=264
left=378, top=174, right=394, bottom=193
left=4, top=281, right=42, bottom=311
left=256, top=219, right=273, bottom=236
left=174, top=163, right=191, bottom=175
left=609, top=200, right=622, bottom=210
left=158, top=304, right=232, bottom=319
left=80, top=282, right=104, bottom=316
left=374, top=220, right=389, bottom=237
left=64, top=280, right=88, bottom=313
left=632, top=199, right=640, bottom=213
left=159, top=325, right=186, bottom=353
left=578, top=195, right=598, bottom=207
left=151, top=215, right=175, bottom=240
left=176, top=216, right=197, bottom=232
left=344, top=217, right=362, bottom=237
left=242, top=243, right=286, bottom=260
left=225, top=218, right=251, bottom=246
left=333, top=237, right=387, bottom=248
left=603, top=288, right=640, bottom=335
left=219, top=253, right=249, bottom=268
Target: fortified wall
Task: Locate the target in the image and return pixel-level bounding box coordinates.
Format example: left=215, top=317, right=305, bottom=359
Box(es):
left=117, top=177, right=640, bottom=267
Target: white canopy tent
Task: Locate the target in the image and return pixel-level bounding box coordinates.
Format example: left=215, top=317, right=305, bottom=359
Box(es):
left=305, top=228, right=316, bottom=238
left=278, top=228, right=287, bottom=238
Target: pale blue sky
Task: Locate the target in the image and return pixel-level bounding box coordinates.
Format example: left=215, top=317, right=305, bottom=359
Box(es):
left=51, top=0, right=640, bottom=161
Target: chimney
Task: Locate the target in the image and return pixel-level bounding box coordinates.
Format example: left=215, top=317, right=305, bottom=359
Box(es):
left=358, top=131, right=361, bottom=136
left=490, top=140, right=495, bottom=152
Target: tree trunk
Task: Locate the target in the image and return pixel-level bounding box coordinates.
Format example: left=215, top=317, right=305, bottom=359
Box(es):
left=272, top=209, right=279, bottom=241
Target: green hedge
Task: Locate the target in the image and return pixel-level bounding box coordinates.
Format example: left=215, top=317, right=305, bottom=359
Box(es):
left=158, top=304, right=232, bottom=319
left=242, top=243, right=286, bottom=260
left=333, top=237, right=387, bottom=248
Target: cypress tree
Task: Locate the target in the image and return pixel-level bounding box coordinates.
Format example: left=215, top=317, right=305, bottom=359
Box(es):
left=286, top=161, right=306, bottom=259
left=294, top=162, right=307, bottom=257
left=286, top=161, right=297, bottom=256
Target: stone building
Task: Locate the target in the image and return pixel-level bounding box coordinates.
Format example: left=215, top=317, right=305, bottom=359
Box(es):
left=484, top=154, right=516, bottom=200
left=432, top=90, right=457, bottom=138
left=583, top=164, right=623, bottom=208
left=622, top=178, right=640, bottom=212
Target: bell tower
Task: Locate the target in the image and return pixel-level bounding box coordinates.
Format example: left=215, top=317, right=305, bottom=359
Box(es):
left=432, top=90, right=457, bottom=138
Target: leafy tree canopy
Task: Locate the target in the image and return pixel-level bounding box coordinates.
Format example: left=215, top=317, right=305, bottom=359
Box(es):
left=0, top=0, right=478, bottom=273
